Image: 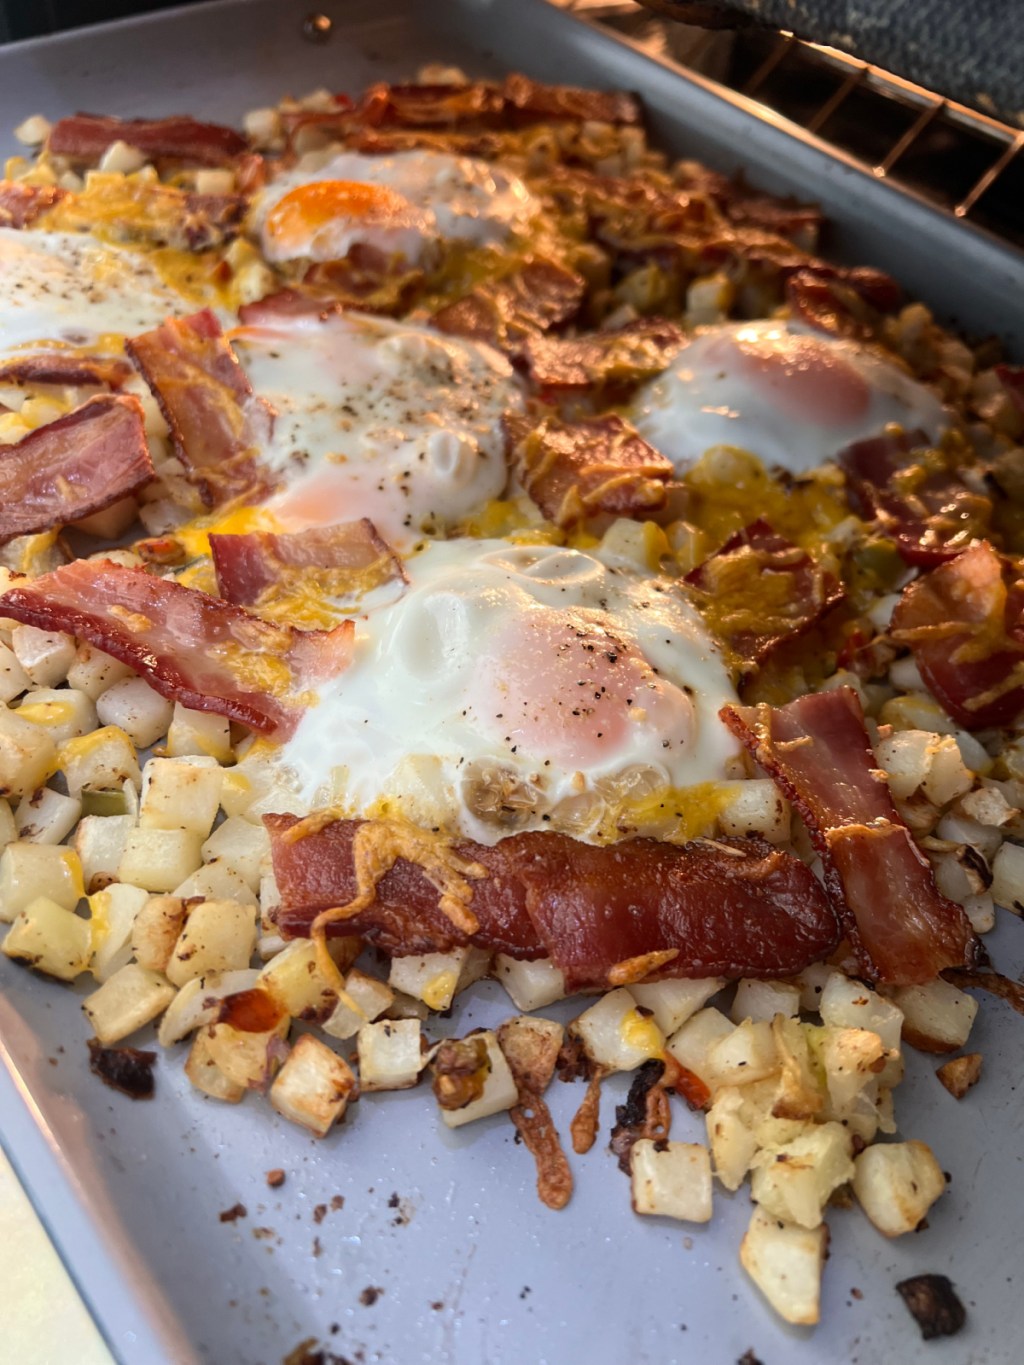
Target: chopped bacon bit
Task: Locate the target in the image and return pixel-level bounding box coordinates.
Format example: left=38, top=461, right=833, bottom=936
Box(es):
left=786, top=267, right=888, bottom=341
left=237, top=290, right=342, bottom=326
left=352, top=81, right=505, bottom=130
left=0, top=180, right=64, bottom=228
left=610, top=1058, right=673, bottom=1172
left=0, top=559, right=352, bottom=738
left=721, top=689, right=977, bottom=984
left=685, top=520, right=844, bottom=673
left=500, top=73, right=641, bottom=126
left=126, top=309, right=275, bottom=507
left=895, top=1274, right=967, bottom=1341
left=570, top=1070, right=605, bottom=1154
left=267, top=818, right=839, bottom=990
left=0, top=352, right=133, bottom=389
left=0, top=395, right=154, bottom=544
left=726, top=193, right=823, bottom=248
left=513, top=413, right=674, bottom=528
left=210, top=519, right=405, bottom=608
left=87, top=1039, right=156, bottom=1100
left=890, top=542, right=1024, bottom=728
left=431, top=257, right=584, bottom=358
left=47, top=113, right=247, bottom=166
left=995, top=364, right=1024, bottom=418
left=301, top=246, right=424, bottom=317
left=841, top=432, right=991, bottom=567
left=525, top=317, right=685, bottom=392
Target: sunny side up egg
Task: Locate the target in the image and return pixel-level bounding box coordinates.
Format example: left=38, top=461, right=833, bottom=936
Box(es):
left=229, top=309, right=525, bottom=545
left=255, top=149, right=538, bottom=267
left=630, top=319, right=950, bottom=475
left=278, top=537, right=741, bottom=846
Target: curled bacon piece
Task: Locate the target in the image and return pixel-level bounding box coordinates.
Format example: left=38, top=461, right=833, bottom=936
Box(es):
left=431, top=257, right=584, bottom=359
left=786, top=267, right=899, bottom=341
left=301, top=246, right=424, bottom=317
left=525, top=318, right=685, bottom=392
left=0, top=560, right=352, bottom=738
left=512, top=414, right=674, bottom=528
left=685, top=521, right=843, bottom=673
left=210, top=519, right=405, bottom=607
left=266, top=816, right=839, bottom=991
left=354, top=81, right=505, bottom=129
left=126, top=310, right=275, bottom=508
left=890, top=541, right=1024, bottom=729
left=0, top=352, right=133, bottom=389
left=0, top=181, right=65, bottom=228
left=500, top=73, right=640, bottom=126
left=0, top=396, right=153, bottom=544
left=47, top=114, right=247, bottom=166
left=841, top=431, right=990, bottom=567
left=721, top=688, right=977, bottom=985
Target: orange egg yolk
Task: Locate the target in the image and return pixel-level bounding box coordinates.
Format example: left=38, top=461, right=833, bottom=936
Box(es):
left=712, top=327, right=872, bottom=427
left=264, top=180, right=417, bottom=249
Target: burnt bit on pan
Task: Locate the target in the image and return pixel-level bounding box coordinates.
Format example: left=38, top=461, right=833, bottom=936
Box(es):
left=219, top=1202, right=248, bottom=1224
left=87, top=1038, right=156, bottom=1099
left=737, top=1352, right=765, bottom=1365
left=610, top=1058, right=672, bottom=1173
left=895, top=1273, right=967, bottom=1340
left=283, top=1340, right=353, bottom=1365
left=359, top=1285, right=384, bottom=1306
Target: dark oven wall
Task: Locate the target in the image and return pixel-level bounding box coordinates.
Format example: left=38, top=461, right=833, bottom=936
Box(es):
left=0, top=0, right=209, bottom=42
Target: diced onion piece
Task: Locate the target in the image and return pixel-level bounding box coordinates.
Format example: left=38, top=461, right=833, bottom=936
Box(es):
left=2, top=895, right=91, bottom=979
left=631, top=1139, right=712, bottom=1222
left=0, top=841, right=82, bottom=921
left=740, top=1206, right=828, bottom=1325
left=83, top=962, right=175, bottom=1044
left=750, top=1121, right=854, bottom=1229
left=269, top=1034, right=357, bottom=1138
left=852, top=1140, right=946, bottom=1236
left=572, top=988, right=665, bottom=1073
left=731, top=979, right=801, bottom=1025
left=88, top=882, right=148, bottom=981
left=357, top=1018, right=424, bottom=1092
left=166, top=898, right=257, bottom=987
left=631, top=977, right=724, bottom=1035
left=492, top=954, right=566, bottom=1011
left=888, top=979, right=978, bottom=1054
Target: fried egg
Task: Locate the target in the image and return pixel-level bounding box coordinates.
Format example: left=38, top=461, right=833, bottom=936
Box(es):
left=229, top=309, right=525, bottom=544
left=255, top=149, right=538, bottom=266
left=631, top=320, right=949, bottom=474
left=279, top=538, right=740, bottom=844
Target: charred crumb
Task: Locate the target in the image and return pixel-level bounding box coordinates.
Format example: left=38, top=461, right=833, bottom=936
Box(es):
left=519, top=1286, right=531, bottom=1300
left=936, top=1052, right=983, bottom=1099
left=387, top=1192, right=400, bottom=1209
left=737, top=1352, right=764, bottom=1365
left=219, top=1203, right=247, bottom=1223
left=555, top=1034, right=590, bottom=1083
left=87, top=1039, right=156, bottom=1099
left=610, top=1058, right=669, bottom=1173
left=313, top=1203, right=328, bottom=1224
left=283, top=1340, right=353, bottom=1365
left=359, top=1285, right=384, bottom=1307
left=266, top=1169, right=286, bottom=1188
left=430, top=1302, right=444, bottom=1312
left=252, top=1226, right=275, bottom=1240
left=331, top=1194, right=344, bottom=1211
left=896, top=1273, right=967, bottom=1340
left=312, top=1236, right=322, bottom=1258
left=851, top=1287, right=863, bottom=1300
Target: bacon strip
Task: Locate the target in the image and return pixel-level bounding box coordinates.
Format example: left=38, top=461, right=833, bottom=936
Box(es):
left=500, top=74, right=640, bottom=126
left=0, top=353, right=133, bottom=389
left=525, top=318, right=685, bottom=392
left=210, top=519, right=405, bottom=607
left=126, top=310, right=275, bottom=507
left=841, top=432, right=990, bottom=567
left=0, top=561, right=352, bottom=738
left=266, top=817, right=839, bottom=991
left=47, top=114, right=247, bottom=166
left=0, top=396, right=153, bottom=544
left=721, top=688, right=976, bottom=984
left=0, top=181, right=65, bottom=228
left=512, top=414, right=673, bottom=528
left=890, top=541, right=1024, bottom=729
left=685, top=520, right=844, bottom=673
left=786, top=267, right=898, bottom=341
left=431, top=257, right=584, bottom=359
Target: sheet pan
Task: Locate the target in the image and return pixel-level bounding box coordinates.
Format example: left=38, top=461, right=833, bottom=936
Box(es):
left=1, top=3, right=1022, bottom=1362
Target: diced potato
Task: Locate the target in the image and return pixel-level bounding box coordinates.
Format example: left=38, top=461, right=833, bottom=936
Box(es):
left=118, top=827, right=204, bottom=893
left=819, top=973, right=904, bottom=1051
left=383, top=990, right=430, bottom=1021
left=962, top=891, right=995, bottom=933
left=631, top=1140, right=712, bottom=1222
left=936, top=1051, right=982, bottom=1099
left=58, top=726, right=141, bottom=797
left=875, top=730, right=935, bottom=799
left=435, top=1031, right=518, bottom=1127
left=156, top=967, right=259, bottom=1047
left=888, top=979, right=978, bottom=1054
left=740, top=1206, right=828, bottom=1325
left=960, top=784, right=1016, bottom=827
left=10, top=625, right=75, bottom=688
left=258, top=939, right=338, bottom=1021
left=665, top=1007, right=733, bottom=1089
left=492, top=953, right=566, bottom=1011
left=322, top=969, right=395, bottom=1040
left=853, top=1140, right=946, bottom=1236
left=167, top=704, right=232, bottom=762
left=14, top=113, right=51, bottom=146
left=269, top=1034, right=357, bottom=1137
left=83, top=963, right=175, bottom=1044
left=66, top=645, right=133, bottom=701
left=771, top=1016, right=825, bottom=1121
left=0, top=640, right=31, bottom=702
left=184, top=1029, right=245, bottom=1103
left=731, top=979, right=801, bottom=1025
left=935, top=810, right=1001, bottom=861
left=357, top=1018, right=424, bottom=1092
left=718, top=779, right=791, bottom=844
left=204, top=1012, right=288, bottom=1090
left=990, top=841, right=1024, bottom=913
left=172, top=861, right=258, bottom=907
left=455, top=945, right=492, bottom=994
left=0, top=800, right=15, bottom=852
left=88, top=882, right=148, bottom=981
left=131, top=895, right=187, bottom=972
left=0, top=841, right=83, bottom=920
left=705, top=1087, right=760, bottom=1191
left=572, top=988, right=665, bottom=1073
left=813, top=1026, right=885, bottom=1115
left=2, top=896, right=91, bottom=979
left=16, top=688, right=96, bottom=746
left=750, top=1122, right=854, bottom=1229
left=631, top=977, right=724, bottom=1035
left=15, top=786, right=81, bottom=844
left=74, top=814, right=134, bottom=894
left=166, top=898, right=257, bottom=986
left=880, top=692, right=956, bottom=736
left=201, top=815, right=268, bottom=891
left=0, top=704, right=58, bottom=797
left=707, top=1018, right=779, bottom=1088
left=96, top=677, right=173, bottom=748
left=794, top=962, right=834, bottom=1013
left=389, top=948, right=470, bottom=1013
left=140, top=757, right=223, bottom=837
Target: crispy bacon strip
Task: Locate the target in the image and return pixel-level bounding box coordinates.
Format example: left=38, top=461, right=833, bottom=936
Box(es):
left=786, top=267, right=896, bottom=341
left=0, top=181, right=65, bottom=227
left=501, top=73, right=640, bottom=126
left=0, top=560, right=352, bottom=738
left=685, top=520, right=844, bottom=673
left=301, top=246, right=424, bottom=317
left=890, top=541, right=1024, bottom=728
left=721, top=688, right=976, bottom=984
left=210, top=519, right=405, bottom=607
left=525, top=318, right=685, bottom=392
left=47, top=114, right=247, bottom=166
left=266, top=817, right=838, bottom=991
left=0, top=396, right=153, bottom=543
left=513, top=414, right=673, bottom=528
left=841, top=432, right=990, bottom=567
left=126, top=310, right=275, bottom=507
left=431, top=257, right=584, bottom=359
left=0, top=352, right=133, bottom=389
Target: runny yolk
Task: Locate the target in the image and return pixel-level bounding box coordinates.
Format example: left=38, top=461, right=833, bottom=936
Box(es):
left=717, top=327, right=871, bottom=427
left=265, top=180, right=417, bottom=249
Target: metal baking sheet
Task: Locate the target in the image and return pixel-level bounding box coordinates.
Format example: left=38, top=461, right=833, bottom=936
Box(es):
left=0, top=2, right=1022, bottom=1362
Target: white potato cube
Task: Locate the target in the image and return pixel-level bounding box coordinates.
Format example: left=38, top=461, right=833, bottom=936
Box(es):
left=14, top=114, right=51, bottom=146
left=853, top=1140, right=946, bottom=1236
left=2, top=896, right=91, bottom=979
left=173, top=862, right=258, bottom=907
left=16, top=688, right=96, bottom=746
left=88, top=883, right=148, bottom=981
left=96, top=677, right=173, bottom=748
left=140, top=758, right=223, bottom=837
left=813, top=1026, right=885, bottom=1115
left=0, top=841, right=83, bottom=920
left=493, top=953, right=567, bottom=1011
left=631, top=977, right=724, bottom=1034
left=131, top=895, right=187, bottom=973
left=269, top=1034, right=357, bottom=1138
left=157, top=968, right=259, bottom=1047
left=357, top=1018, right=424, bottom=1091
left=58, top=726, right=141, bottom=797
left=0, top=704, right=58, bottom=797
left=322, top=969, right=395, bottom=1040
left=389, top=948, right=470, bottom=1013
left=819, top=973, right=904, bottom=1051
left=740, top=1206, right=828, bottom=1325
left=631, top=1140, right=712, bottom=1222
left=795, top=962, right=835, bottom=1013
left=572, top=988, right=665, bottom=1073
left=707, top=1018, right=779, bottom=1087
left=201, top=815, right=268, bottom=892
left=731, top=979, right=801, bottom=1025
left=436, top=1031, right=518, bottom=1127
left=750, top=1122, right=854, bottom=1229
left=889, top=979, right=978, bottom=1054
left=705, top=1087, right=760, bottom=1192
left=0, top=640, right=30, bottom=702
left=0, top=800, right=15, bottom=852
left=990, top=841, right=1024, bottom=913
left=166, top=899, right=257, bottom=986
left=167, top=704, right=232, bottom=762
left=15, top=786, right=81, bottom=845
left=666, top=1007, right=734, bottom=1089
left=74, top=814, right=134, bottom=894
left=83, top=963, right=175, bottom=1044
left=10, top=625, right=75, bottom=688
left=184, top=1029, right=245, bottom=1102
left=205, top=1011, right=288, bottom=1090
left=257, top=939, right=338, bottom=1020
left=118, top=827, right=203, bottom=893
left=718, top=779, right=791, bottom=843
left=66, top=644, right=134, bottom=700
left=921, top=735, right=974, bottom=807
